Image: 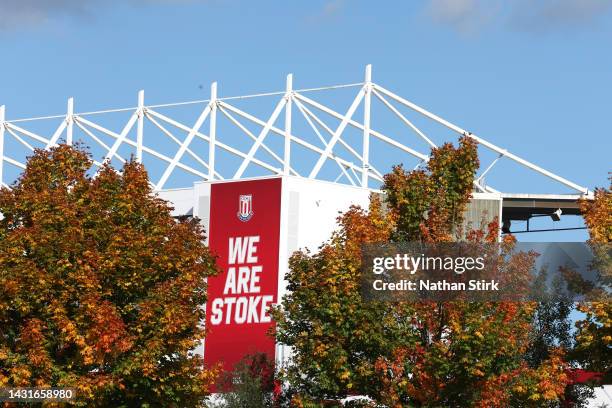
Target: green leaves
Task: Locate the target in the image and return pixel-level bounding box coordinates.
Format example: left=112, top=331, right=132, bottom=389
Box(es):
left=383, top=136, right=479, bottom=243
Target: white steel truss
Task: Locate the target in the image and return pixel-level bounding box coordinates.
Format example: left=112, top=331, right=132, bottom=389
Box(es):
left=0, top=65, right=590, bottom=196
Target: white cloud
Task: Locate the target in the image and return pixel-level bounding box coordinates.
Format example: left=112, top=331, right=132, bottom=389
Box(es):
left=0, top=0, right=100, bottom=30
left=306, top=0, right=345, bottom=24
left=0, top=0, right=203, bottom=31
left=509, top=0, right=612, bottom=32
left=426, top=0, right=500, bottom=34
left=424, top=0, right=612, bottom=34
left=321, top=0, right=344, bottom=18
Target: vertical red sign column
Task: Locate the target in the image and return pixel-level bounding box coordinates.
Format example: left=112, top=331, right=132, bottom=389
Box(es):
left=204, top=178, right=282, bottom=373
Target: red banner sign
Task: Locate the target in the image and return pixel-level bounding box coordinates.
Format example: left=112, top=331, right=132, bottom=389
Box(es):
left=204, top=178, right=282, bottom=374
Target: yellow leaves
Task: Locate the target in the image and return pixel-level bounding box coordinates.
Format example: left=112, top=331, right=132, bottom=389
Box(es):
left=81, top=346, right=94, bottom=365
left=528, top=392, right=541, bottom=401
left=543, top=389, right=559, bottom=400
left=449, top=320, right=461, bottom=334
left=579, top=178, right=612, bottom=244
left=76, top=382, right=95, bottom=400
left=0, top=145, right=217, bottom=404
left=275, top=139, right=583, bottom=406
left=141, top=360, right=157, bottom=377
left=313, top=343, right=328, bottom=357
left=10, top=365, right=32, bottom=384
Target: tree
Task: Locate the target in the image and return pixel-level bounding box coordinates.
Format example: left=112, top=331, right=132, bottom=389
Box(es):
left=208, top=353, right=277, bottom=408
left=274, top=198, right=410, bottom=401
left=0, top=145, right=218, bottom=407
left=573, top=176, right=611, bottom=383
left=275, top=137, right=570, bottom=407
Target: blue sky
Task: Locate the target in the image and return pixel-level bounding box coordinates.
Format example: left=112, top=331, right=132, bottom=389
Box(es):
left=0, top=0, right=610, bottom=239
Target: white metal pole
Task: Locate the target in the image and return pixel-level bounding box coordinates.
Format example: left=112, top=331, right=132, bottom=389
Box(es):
left=66, top=97, right=74, bottom=145
left=155, top=104, right=212, bottom=190
left=234, top=97, right=287, bottom=179
left=361, top=64, right=371, bottom=188
left=137, top=90, right=144, bottom=163
left=208, top=82, right=217, bottom=180
left=284, top=74, right=293, bottom=175
left=374, top=84, right=590, bottom=195
left=371, top=88, right=436, bottom=148
left=0, top=105, right=4, bottom=186
left=308, top=87, right=366, bottom=179
left=103, top=112, right=139, bottom=162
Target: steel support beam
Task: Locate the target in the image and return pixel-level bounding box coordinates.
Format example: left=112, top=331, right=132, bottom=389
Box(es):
left=374, top=84, right=589, bottom=195
left=0, top=106, right=4, bottom=186
left=361, top=65, right=371, bottom=187
left=137, top=90, right=144, bottom=163
left=66, top=97, right=74, bottom=145
left=0, top=71, right=591, bottom=198
left=209, top=82, right=217, bottom=180
left=309, top=87, right=365, bottom=178
left=284, top=74, right=293, bottom=175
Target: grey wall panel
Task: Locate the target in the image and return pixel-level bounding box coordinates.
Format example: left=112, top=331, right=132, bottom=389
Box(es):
left=287, top=191, right=299, bottom=258
left=463, top=198, right=501, bottom=234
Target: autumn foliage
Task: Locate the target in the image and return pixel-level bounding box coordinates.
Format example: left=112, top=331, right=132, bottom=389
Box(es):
left=275, top=137, right=571, bottom=406
left=574, top=176, right=612, bottom=383
left=0, top=145, right=218, bottom=406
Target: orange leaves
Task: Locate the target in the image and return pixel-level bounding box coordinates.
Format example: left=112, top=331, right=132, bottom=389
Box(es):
left=19, top=319, right=52, bottom=373
left=0, top=144, right=218, bottom=406
left=579, top=176, right=611, bottom=245
left=372, top=346, right=447, bottom=407
left=481, top=350, right=570, bottom=406
left=574, top=175, right=611, bottom=380
left=535, top=350, right=570, bottom=401
left=337, top=196, right=395, bottom=257
left=274, top=136, right=580, bottom=406
left=83, top=297, right=133, bottom=363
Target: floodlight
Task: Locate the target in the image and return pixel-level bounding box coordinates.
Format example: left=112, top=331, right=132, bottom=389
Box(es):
left=550, top=208, right=562, bottom=222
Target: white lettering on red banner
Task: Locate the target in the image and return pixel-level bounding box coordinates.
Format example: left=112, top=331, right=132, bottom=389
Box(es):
left=210, top=235, right=273, bottom=325
left=204, top=178, right=282, bottom=374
